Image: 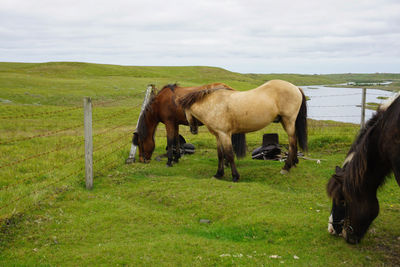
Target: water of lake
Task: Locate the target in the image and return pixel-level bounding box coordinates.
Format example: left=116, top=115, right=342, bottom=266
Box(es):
left=301, top=85, right=396, bottom=124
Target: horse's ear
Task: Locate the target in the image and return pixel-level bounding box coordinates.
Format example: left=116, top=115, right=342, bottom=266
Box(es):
left=327, top=166, right=344, bottom=201
left=133, top=132, right=139, bottom=145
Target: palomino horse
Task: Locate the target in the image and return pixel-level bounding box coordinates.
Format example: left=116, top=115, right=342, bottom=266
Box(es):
left=178, top=79, right=308, bottom=182
left=133, top=83, right=233, bottom=166
left=327, top=93, right=400, bottom=244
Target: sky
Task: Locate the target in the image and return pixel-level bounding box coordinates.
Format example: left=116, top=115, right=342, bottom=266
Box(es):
left=1, top=0, right=400, bottom=74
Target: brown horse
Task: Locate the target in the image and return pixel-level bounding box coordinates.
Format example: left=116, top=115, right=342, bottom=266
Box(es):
left=327, top=93, right=400, bottom=244
left=132, top=83, right=233, bottom=166
left=178, top=79, right=308, bottom=182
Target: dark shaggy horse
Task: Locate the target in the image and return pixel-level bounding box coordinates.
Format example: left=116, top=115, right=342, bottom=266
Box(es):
left=132, top=83, right=236, bottom=166
left=327, top=93, right=400, bottom=244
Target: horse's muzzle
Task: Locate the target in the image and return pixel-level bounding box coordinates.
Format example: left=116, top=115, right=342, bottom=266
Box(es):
left=342, top=227, right=360, bottom=244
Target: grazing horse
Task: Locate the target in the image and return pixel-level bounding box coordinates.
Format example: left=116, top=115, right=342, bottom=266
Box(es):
left=132, top=83, right=233, bottom=166
left=178, top=79, right=308, bottom=182
left=327, top=93, right=400, bottom=244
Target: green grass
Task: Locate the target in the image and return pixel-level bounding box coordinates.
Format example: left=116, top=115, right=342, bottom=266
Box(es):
left=0, top=62, right=399, bottom=266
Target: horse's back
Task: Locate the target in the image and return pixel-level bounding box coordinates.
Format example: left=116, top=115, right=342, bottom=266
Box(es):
left=185, top=80, right=304, bottom=134
left=231, top=80, right=302, bottom=115
left=212, top=80, right=302, bottom=132
left=257, top=80, right=303, bottom=116
left=258, top=80, right=301, bottom=96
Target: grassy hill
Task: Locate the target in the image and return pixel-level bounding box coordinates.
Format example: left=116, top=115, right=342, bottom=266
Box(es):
left=0, top=61, right=343, bottom=107
left=0, top=62, right=399, bottom=266
left=1, top=62, right=399, bottom=105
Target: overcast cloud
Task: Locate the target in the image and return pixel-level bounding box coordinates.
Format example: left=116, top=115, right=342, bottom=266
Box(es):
left=1, top=0, right=399, bottom=73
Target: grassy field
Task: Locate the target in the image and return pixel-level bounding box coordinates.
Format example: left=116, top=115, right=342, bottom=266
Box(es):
left=0, top=62, right=399, bottom=266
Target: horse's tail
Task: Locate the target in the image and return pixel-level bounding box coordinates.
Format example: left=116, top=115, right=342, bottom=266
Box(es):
left=296, top=88, right=308, bottom=152
left=232, top=133, right=246, bottom=158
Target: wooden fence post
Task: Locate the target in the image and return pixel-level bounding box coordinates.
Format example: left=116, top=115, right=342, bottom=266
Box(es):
left=360, top=88, right=366, bottom=129
left=84, top=97, right=93, bottom=190
left=126, top=85, right=155, bottom=164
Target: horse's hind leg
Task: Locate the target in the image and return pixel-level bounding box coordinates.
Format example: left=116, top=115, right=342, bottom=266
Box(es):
left=214, top=140, right=225, bottom=179
left=218, top=132, right=240, bottom=182
left=281, top=118, right=298, bottom=174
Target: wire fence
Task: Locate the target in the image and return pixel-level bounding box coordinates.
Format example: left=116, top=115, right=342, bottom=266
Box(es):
left=303, top=86, right=396, bottom=124
left=0, top=89, right=146, bottom=219
left=0, top=86, right=394, bottom=219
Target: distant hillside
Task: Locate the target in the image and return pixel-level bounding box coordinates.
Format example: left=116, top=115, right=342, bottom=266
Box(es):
left=1, top=61, right=399, bottom=86
left=0, top=62, right=341, bottom=89
left=0, top=62, right=399, bottom=106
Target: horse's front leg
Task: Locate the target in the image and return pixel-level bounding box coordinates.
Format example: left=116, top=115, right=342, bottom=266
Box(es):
left=166, top=123, right=175, bottom=167
left=173, top=124, right=181, bottom=163
left=219, top=132, right=240, bottom=182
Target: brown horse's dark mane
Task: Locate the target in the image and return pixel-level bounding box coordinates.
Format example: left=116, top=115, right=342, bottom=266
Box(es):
left=162, top=83, right=178, bottom=92
left=178, top=86, right=234, bottom=109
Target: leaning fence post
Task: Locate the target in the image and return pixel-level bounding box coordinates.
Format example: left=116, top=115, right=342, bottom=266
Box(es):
left=360, top=88, right=366, bottom=129
left=126, top=85, right=155, bottom=164
left=84, top=97, right=93, bottom=190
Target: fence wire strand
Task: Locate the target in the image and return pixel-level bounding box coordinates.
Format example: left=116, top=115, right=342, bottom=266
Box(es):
left=0, top=166, right=85, bottom=211
left=0, top=150, right=85, bottom=191
left=93, top=90, right=146, bottom=107
left=0, top=106, right=82, bottom=120
left=0, top=123, right=83, bottom=145
left=0, top=137, right=85, bottom=169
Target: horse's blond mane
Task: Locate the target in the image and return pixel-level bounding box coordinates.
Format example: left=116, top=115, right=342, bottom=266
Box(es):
left=178, top=86, right=233, bottom=109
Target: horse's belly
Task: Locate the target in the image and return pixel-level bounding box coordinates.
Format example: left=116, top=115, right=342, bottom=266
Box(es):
left=234, top=115, right=274, bottom=133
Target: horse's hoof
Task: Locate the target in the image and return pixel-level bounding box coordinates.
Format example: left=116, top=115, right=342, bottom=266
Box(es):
left=214, top=174, right=224, bottom=179
left=280, top=169, right=289, bottom=175
left=166, top=163, right=173, bottom=167
left=232, top=174, right=240, bottom=182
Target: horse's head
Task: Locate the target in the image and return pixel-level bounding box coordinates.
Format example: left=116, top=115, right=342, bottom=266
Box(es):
left=327, top=166, right=379, bottom=244
left=132, top=88, right=159, bottom=163
left=133, top=132, right=155, bottom=163
left=327, top=166, right=346, bottom=236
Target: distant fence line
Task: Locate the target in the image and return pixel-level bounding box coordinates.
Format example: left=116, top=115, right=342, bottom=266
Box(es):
left=0, top=86, right=386, bottom=217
